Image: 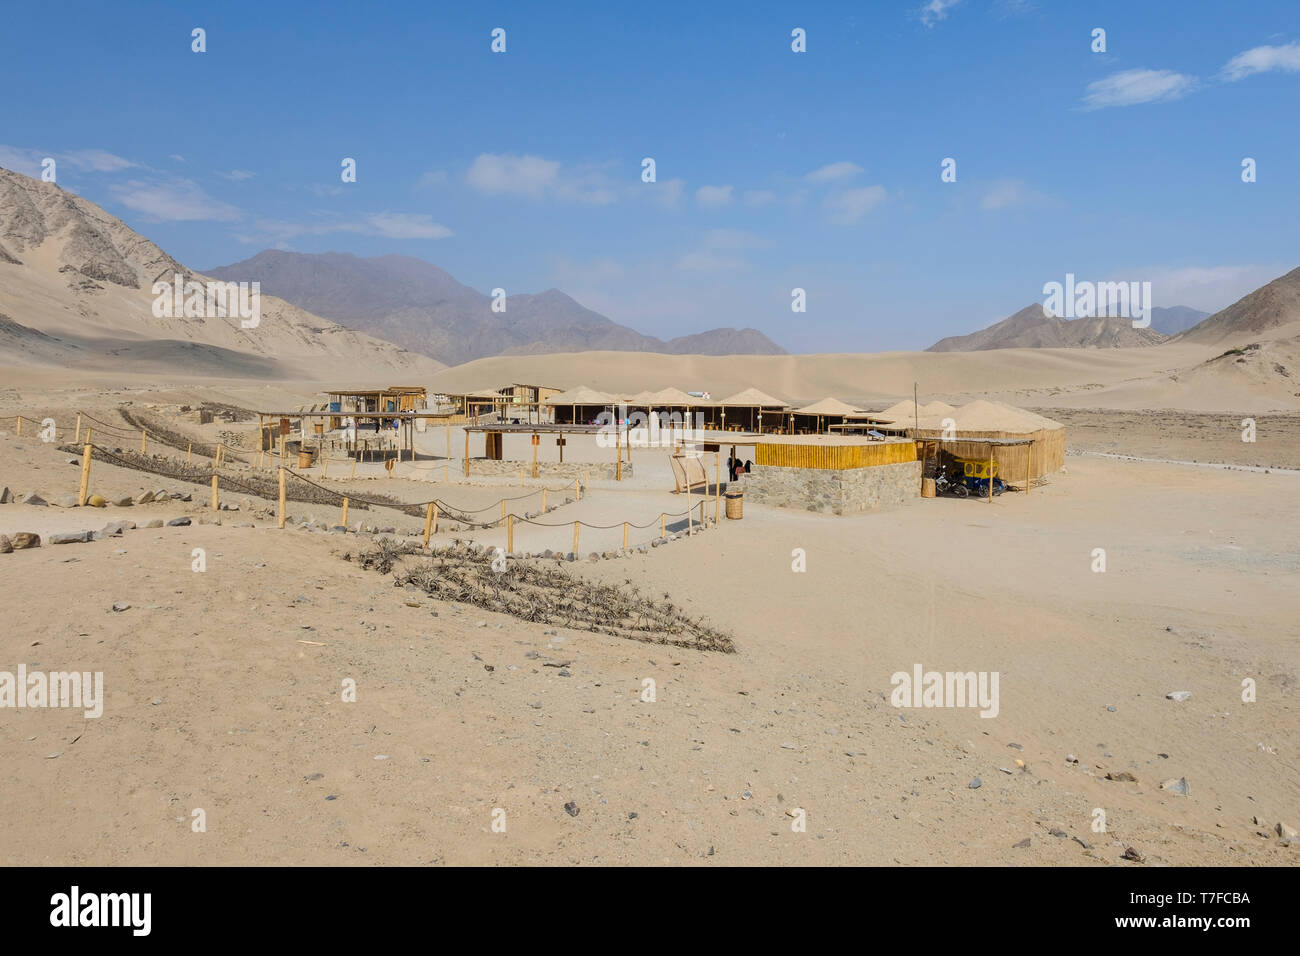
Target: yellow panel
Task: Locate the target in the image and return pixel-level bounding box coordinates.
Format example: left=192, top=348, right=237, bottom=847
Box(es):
left=755, top=442, right=917, bottom=469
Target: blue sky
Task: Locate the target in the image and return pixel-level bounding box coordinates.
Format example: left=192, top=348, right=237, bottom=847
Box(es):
left=3, top=0, right=1298, bottom=352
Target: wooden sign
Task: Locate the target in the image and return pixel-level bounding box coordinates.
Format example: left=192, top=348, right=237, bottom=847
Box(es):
left=531, top=434, right=540, bottom=445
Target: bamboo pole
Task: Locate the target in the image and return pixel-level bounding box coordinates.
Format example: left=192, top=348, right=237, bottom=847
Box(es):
left=188, top=443, right=193, bottom=465
left=15, top=415, right=20, bottom=436
left=622, top=522, right=628, bottom=549
left=575, top=478, right=581, bottom=501
left=660, top=513, right=666, bottom=538
left=77, top=443, right=92, bottom=506
left=74, top=413, right=81, bottom=443
left=572, top=521, right=580, bottom=554
left=140, top=429, right=147, bottom=454
left=211, top=474, right=219, bottom=511
left=507, top=514, right=514, bottom=553
left=322, top=454, right=329, bottom=478
left=341, top=497, right=349, bottom=527
left=700, top=501, right=705, bottom=527
left=541, top=488, right=547, bottom=512
left=500, top=499, right=506, bottom=522
left=350, top=456, right=357, bottom=480
left=531, top=434, right=538, bottom=479
left=278, top=467, right=286, bottom=528
left=615, top=424, right=622, bottom=481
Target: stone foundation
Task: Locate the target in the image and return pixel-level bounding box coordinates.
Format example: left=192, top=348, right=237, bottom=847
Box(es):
left=732, top=460, right=920, bottom=515
left=469, top=460, right=630, bottom=481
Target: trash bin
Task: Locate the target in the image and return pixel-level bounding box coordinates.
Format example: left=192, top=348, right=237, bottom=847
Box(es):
left=921, top=477, right=936, bottom=498
left=725, top=489, right=743, bottom=519
left=298, top=451, right=314, bottom=469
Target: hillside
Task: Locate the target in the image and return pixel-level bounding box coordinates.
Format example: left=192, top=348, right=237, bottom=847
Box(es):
left=927, top=304, right=1168, bottom=352
left=1175, top=266, right=1300, bottom=344
left=207, top=250, right=787, bottom=364
left=0, top=167, right=443, bottom=379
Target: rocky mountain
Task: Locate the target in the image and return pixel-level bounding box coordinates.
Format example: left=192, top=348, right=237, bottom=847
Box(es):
left=1150, top=306, right=1209, bottom=336
left=927, top=304, right=1168, bottom=352
left=207, top=250, right=787, bottom=365
left=0, top=167, right=443, bottom=378
left=1174, top=267, right=1300, bottom=344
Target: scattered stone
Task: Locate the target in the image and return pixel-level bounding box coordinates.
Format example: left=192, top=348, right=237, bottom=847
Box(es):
left=557, top=669, right=571, bottom=678
left=1160, top=776, right=1189, bottom=796
left=151, top=698, right=163, bottom=706
left=968, top=777, right=982, bottom=789
left=1276, top=822, right=1298, bottom=844
left=51, top=531, right=94, bottom=544
left=0, top=535, right=10, bottom=553
left=475, top=621, right=486, bottom=628
left=329, top=525, right=347, bottom=534
left=144, top=519, right=164, bottom=528
left=111, top=602, right=131, bottom=612
left=1106, top=705, right=1117, bottom=712
left=1007, top=742, right=1023, bottom=750
left=21, top=492, right=47, bottom=506
left=1066, top=754, right=1078, bottom=763
left=998, top=767, right=1014, bottom=775
left=11, top=532, right=40, bottom=549
left=1049, top=828, right=1068, bottom=838
left=0, top=487, right=11, bottom=503
left=780, top=742, right=798, bottom=750
left=135, top=491, right=155, bottom=504
left=86, top=494, right=107, bottom=508
left=529, top=701, right=542, bottom=709
left=305, top=773, right=324, bottom=781
left=1121, top=845, right=1144, bottom=862
left=100, top=521, right=133, bottom=536
left=628, top=812, right=638, bottom=820
left=1105, top=771, right=1137, bottom=782
left=1073, top=836, right=1093, bottom=850
left=51, top=494, right=80, bottom=508
left=563, top=801, right=580, bottom=817
left=111, top=495, right=133, bottom=507
left=1165, top=691, right=1191, bottom=701
left=1013, top=838, right=1031, bottom=848
left=167, top=517, right=191, bottom=526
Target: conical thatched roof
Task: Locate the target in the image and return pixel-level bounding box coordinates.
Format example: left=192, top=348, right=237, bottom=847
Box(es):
left=648, top=387, right=700, bottom=405
left=719, top=387, right=789, bottom=407
left=793, top=397, right=858, bottom=416
left=543, top=385, right=614, bottom=405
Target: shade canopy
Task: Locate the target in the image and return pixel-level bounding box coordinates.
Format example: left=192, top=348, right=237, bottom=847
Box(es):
left=543, top=385, right=615, bottom=406
left=719, top=387, right=790, bottom=408
left=793, top=397, right=859, bottom=416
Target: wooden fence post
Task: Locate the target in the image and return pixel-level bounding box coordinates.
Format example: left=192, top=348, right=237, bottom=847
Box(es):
left=623, top=522, right=628, bottom=549
left=278, top=467, right=286, bottom=528
left=141, top=429, right=147, bottom=455
left=575, top=478, right=580, bottom=501
left=15, top=415, right=20, bottom=436
left=341, top=497, right=349, bottom=528
left=572, top=521, right=579, bottom=555
left=188, top=443, right=193, bottom=465
left=541, top=488, right=547, bottom=512
left=74, top=413, right=81, bottom=443
left=500, top=499, right=506, bottom=522
left=507, top=514, right=514, bottom=553
left=211, top=474, right=219, bottom=511
left=424, top=501, right=437, bottom=547
left=660, top=513, right=665, bottom=538
left=77, top=443, right=92, bottom=506
left=463, top=429, right=470, bottom=478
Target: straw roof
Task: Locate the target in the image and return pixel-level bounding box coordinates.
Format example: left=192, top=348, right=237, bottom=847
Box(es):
left=543, top=385, right=614, bottom=406
left=719, top=387, right=789, bottom=407
left=648, top=387, right=703, bottom=405
left=793, top=397, right=859, bottom=416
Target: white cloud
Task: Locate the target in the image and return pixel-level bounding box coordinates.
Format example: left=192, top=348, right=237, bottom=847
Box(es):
left=806, top=161, right=863, bottom=183
left=1082, top=69, right=1198, bottom=109
left=676, top=228, right=772, bottom=272
left=219, top=169, right=256, bottom=182
left=743, top=189, right=776, bottom=207
left=655, top=177, right=685, bottom=208
left=823, top=185, right=886, bottom=224
left=61, top=149, right=136, bottom=172
left=979, top=178, right=1052, bottom=211
left=1220, top=42, right=1300, bottom=82
left=109, top=179, right=241, bottom=222
left=919, top=0, right=962, bottom=28
left=365, top=212, right=452, bottom=240
left=1138, top=263, right=1292, bottom=313
left=695, top=184, right=733, bottom=207
left=0, top=145, right=44, bottom=177
left=169, top=154, right=185, bottom=163
left=466, top=153, right=560, bottom=198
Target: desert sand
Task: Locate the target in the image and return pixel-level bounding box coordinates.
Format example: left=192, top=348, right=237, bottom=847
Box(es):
left=0, top=368, right=1296, bottom=866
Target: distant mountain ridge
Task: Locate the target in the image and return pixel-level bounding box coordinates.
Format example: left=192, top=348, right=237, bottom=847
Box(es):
left=207, top=250, right=788, bottom=365
left=927, top=304, right=1168, bottom=352
left=1173, top=267, right=1300, bottom=344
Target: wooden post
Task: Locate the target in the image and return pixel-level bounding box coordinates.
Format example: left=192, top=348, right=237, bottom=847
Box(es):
left=541, top=488, right=547, bottom=512
left=422, top=502, right=437, bottom=546
left=14, top=416, right=19, bottom=436
left=686, top=477, right=692, bottom=535
left=279, top=434, right=285, bottom=463
left=572, top=521, right=580, bottom=555
left=77, top=443, right=92, bottom=506
left=85, top=428, right=91, bottom=445
left=531, top=433, right=538, bottom=479
left=500, top=499, right=506, bottom=522
left=187, top=443, right=193, bottom=465
left=988, top=447, right=994, bottom=503
left=322, top=454, right=329, bottom=478
left=575, top=478, right=581, bottom=501
left=278, top=467, right=286, bottom=528
left=341, top=497, right=349, bottom=527
left=141, top=429, right=147, bottom=455
left=714, top=453, right=720, bottom=524
left=507, top=514, right=514, bottom=553
left=463, top=429, right=470, bottom=478
left=700, top=500, right=705, bottom=527
left=615, top=425, right=622, bottom=481
left=74, top=413, right=81, bottom=443
left=211, top=474, right=219, bottom=511
left=1025, top=442, right=1032, bottom=495
left=623, top=521, right=629, bottom=549
left=660, top=513, right=666, bottom=538
left=350, top=457, right=356, bottom=480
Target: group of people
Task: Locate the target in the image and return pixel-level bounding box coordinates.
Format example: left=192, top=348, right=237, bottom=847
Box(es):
left=727, top=456, right=752, bottom=482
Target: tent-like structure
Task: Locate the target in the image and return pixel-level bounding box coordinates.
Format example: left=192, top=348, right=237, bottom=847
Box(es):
left=914, top=399, right=1066, bottom=483
left=711, top=387, right=790, bottom=432
left=544, top=385, right=616, bottom=425
left=791, top=397, right=860, bottom=434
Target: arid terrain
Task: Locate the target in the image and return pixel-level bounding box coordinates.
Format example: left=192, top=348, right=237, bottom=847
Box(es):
left=1, top=374, right=1296, bottom=866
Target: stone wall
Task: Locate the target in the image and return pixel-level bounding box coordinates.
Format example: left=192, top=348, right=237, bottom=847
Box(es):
left=732, top=460, right=920, bottom=515
left=469, top=460, right=630, bottom=481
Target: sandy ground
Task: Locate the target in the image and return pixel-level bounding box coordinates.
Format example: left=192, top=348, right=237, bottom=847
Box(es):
left=1, top=383, right=1296, bottom=866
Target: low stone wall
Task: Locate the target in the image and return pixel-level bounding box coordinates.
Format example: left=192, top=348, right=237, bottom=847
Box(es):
left=732, top=460, right=920, bottom=515
left=469, top=460, right=630, bottom=481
